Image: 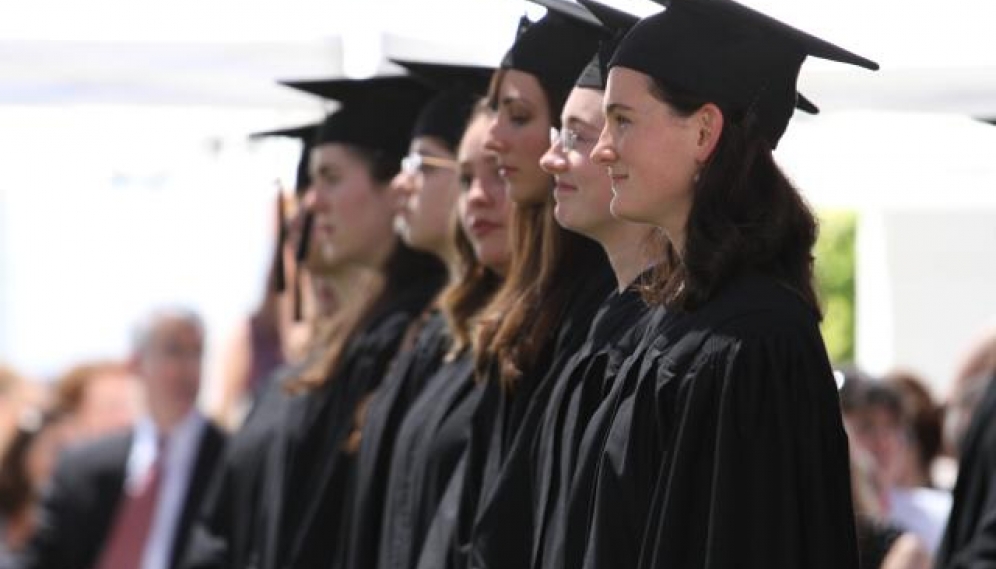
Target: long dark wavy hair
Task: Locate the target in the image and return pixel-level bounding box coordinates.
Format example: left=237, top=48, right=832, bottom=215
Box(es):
left=641, top=77, right=821, bottom=317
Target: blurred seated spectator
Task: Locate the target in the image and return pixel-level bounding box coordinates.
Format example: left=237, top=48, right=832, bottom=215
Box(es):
left=51, top=361, right=143, bottom=443
left=851, top=444, right=931, bottom=569
left=841, top=368, right=952, bottom=555
left=944, top=325, right=996, bottom=455
left=886, top=370, right=944, bottom=487
left=0, top=409, right=72, bottom=558
left=1, top=366, right=24, bottom=458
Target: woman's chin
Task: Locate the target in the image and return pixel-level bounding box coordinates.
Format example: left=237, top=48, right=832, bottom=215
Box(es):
left=609, top=194, right=643, bottom=224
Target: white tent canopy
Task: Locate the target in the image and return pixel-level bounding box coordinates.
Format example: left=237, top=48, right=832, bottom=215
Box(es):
left=2, top=0, right=994, bottom=116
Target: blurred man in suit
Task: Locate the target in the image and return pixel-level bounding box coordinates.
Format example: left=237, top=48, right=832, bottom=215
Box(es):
left=10, top=307, right=226, bottom=569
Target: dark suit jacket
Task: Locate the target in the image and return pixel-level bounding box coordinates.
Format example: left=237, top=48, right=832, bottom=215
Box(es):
left=13, top=420, right=226, bottom=569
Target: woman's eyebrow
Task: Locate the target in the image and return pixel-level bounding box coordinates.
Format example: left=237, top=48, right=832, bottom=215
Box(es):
left=605, top=102, right=635, bottom=114
left=501, top=96, right=532, bottom=109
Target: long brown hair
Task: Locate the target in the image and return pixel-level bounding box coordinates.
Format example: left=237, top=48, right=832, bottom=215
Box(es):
left=439, top=213, right=503, bottom=357
left=473, top=67, right=610, bottom=390
left=473, top=194, right=605, bottom=390
left=641, top=77, right=821, bottom=316
left=438, top=102, right=506, bottom=358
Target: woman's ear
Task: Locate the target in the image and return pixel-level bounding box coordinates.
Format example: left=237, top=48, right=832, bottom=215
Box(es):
left=693, top=103, right=724, bottom=163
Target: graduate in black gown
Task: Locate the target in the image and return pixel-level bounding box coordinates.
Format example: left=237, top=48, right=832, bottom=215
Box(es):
left=417, top=10, right=619, bottom=569
left=258, top=77, right=447, bottom=569
left=340, top=61, right=494, bottom=569
left=522, top=4, right=667, bottom=568
left=937, top=373, right=996, bottom=568
left=573, top=0, right=878, bottom=567
left=246, top=76, right=447, bottom=569
left=376, top=104, right=511, bottom=569
left=180, top=121, right=331, bottom=569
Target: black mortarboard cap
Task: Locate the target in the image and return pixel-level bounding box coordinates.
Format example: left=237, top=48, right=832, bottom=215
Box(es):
left=279, top=76, right=433, bottom=319
left=281, top=75, right=434, bottom=160
left=499, top=9, right=607, bottom=122
left=390, top=59, right=495, bottom=150
left=538, top=0, right=638, bottom=91
left=577, top=0, right=826, bottom=117
left=608, top=0, right=878, bottom=147
left=251, top=123, right=319, bottom=195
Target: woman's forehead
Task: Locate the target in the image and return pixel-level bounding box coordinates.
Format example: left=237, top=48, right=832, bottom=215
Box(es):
left=499, top=70, right=545, bottom=102
left=605, top=67, right=651, bottom=100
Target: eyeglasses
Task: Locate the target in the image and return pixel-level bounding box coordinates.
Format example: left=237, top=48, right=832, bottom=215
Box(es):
left=400, top=153, right=459, bottom=176
left=549, top=126, right=584, bottom=154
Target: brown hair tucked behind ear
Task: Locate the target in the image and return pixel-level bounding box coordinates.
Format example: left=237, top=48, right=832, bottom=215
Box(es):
left=642, top=77, right=821, bottom=316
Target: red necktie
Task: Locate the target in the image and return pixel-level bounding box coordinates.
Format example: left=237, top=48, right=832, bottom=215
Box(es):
left=94, top=438, right=166, bottom=569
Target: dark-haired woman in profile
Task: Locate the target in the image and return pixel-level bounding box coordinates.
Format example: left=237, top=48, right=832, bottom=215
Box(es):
left=575, top=0, right=879, bottom=567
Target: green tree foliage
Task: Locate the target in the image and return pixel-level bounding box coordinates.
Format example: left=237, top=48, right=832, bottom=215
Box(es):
left=815, top=210, right=857, bottom=364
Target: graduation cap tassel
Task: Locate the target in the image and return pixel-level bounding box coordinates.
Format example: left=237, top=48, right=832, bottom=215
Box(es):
left=272, top=191, right=288, bottom=294
left=292, top=211, right=314, bottom=323
left=293, top=272, right=304, bottom=322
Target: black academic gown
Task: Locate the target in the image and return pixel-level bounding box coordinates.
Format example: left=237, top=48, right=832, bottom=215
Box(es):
left=529, top=283, right=655, bottom=569
left=936, top=373, right=996, bottom=568
left=413, top=379, right=499, bottom=569
left=413, top=257, right=616, bottom=569
left=582, top=273, right=859, bottom=569
left=377, top=350, right=482, bottom=569
left=341, top=312, right=451, bottom=569
left=259, top=277, right=442, bottom=569
left=180, top=365, right=303, bottom=569
left=463, top=260, right=617, bottom=569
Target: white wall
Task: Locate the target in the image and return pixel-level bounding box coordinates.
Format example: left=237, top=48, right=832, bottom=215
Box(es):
left=0, top=185, right=8, bottom=360
left=775, top=111, right=996, bottom=397
left=857, top=209, right=996, bottom=397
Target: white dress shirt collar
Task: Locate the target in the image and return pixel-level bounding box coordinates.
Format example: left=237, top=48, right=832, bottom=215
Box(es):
left=125, top=409, right=207, bottom=569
